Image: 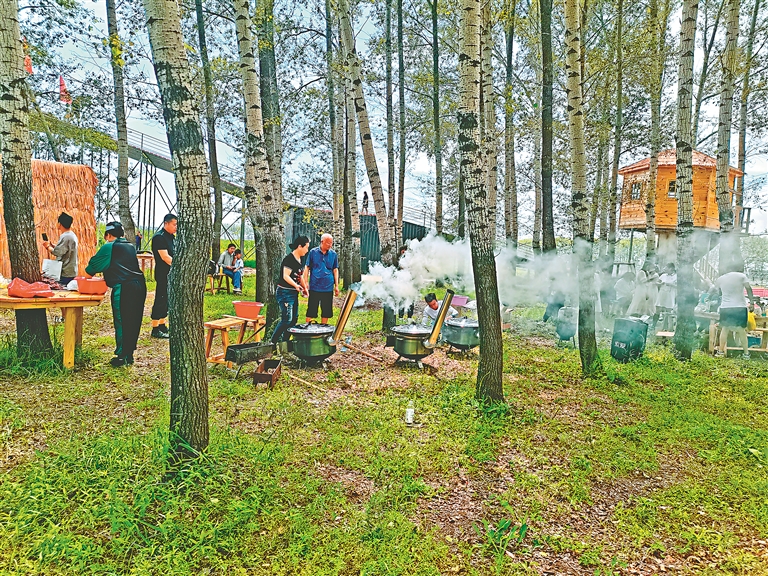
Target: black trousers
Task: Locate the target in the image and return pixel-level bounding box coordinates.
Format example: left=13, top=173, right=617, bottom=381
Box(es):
left=151, top=271, right=169, bottom=320
left=112, top=278, right=147, bottom=358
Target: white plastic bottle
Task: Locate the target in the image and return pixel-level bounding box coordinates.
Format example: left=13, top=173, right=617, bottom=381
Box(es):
left=405, top=400, right=415, bottom=425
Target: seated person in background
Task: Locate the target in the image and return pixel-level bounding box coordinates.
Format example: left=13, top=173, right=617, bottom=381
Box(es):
left=421, top=292, right=458, bottom=327
left=217, top=243, right=243, bottom=295
left=42, top=212, right=78, bottom=285
left=613, top=272, right=635, bottom=316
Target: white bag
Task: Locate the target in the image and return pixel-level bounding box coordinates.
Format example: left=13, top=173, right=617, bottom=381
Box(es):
left=42, top=259, right=62, bottom=281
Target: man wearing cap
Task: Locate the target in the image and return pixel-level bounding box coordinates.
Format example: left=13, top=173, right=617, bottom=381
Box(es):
left=150, top=214, right=176, bottom=338
left=85, top=221, right=147, bottom=367
left=42, top=212, right=78, bottom=285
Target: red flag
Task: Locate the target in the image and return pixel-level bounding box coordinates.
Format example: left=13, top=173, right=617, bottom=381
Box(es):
left=24, top=55, right=33, bottom=74
left=59, top=75, right=72, bottom=104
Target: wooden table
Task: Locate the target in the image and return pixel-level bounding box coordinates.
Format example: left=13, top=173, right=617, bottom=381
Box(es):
left=705, top=311, right=768, bottom=354
left=137, top=253, right=154, bottom=277
left=0, top=288, right=104, bottom=368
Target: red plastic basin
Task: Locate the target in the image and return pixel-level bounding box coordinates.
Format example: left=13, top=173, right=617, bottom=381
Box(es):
left=75, top=277, right=108, bottom=295
left=233, top=300, right=263, bottom=319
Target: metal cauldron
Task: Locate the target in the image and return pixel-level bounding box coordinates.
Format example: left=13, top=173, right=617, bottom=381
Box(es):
left=287, top=291, right=357, bottom=364
left=390, top=324, right=433, bottom=359
left=288, top=324, right=337, bottom=363
left=442, top=317, right=480, bottom=350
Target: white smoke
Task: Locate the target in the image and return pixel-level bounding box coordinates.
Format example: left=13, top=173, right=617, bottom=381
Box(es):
left=355, top=232, right=580, bottom=311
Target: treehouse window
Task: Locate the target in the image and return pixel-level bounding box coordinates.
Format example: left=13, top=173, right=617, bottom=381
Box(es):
left=630, top=182, right=642, bottom=200
left=667, top=180, right=676, bottom=198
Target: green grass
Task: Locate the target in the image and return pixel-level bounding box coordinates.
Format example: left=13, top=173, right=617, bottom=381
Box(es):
left=1, top=303, right=768, bottom=574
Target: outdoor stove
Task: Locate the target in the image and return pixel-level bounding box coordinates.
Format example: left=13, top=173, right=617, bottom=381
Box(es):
left=389, top=290, right=454, bottom=365
left=288, top=290, right=356, bottom=364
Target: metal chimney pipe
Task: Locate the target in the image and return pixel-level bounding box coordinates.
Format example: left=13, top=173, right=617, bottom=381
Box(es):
left=328, top=290, right=357, bottom=346
left=424, top=289, right=454, bottom=348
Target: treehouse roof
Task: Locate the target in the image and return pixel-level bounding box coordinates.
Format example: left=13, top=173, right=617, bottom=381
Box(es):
left=618, top=149, right=743, bottom=176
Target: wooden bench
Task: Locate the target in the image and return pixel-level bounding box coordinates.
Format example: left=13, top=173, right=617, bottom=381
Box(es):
left=206, top=273, right=231, bottom=295
left=223, top=314, right=266, bottom=344
left=204, top=317, right=246, bottom=367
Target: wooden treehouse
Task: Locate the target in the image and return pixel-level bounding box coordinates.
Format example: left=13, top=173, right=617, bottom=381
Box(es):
left=618, top=149, right=748, bottom=265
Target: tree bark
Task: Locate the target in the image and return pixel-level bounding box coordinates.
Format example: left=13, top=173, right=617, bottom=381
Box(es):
left=234, top=0, right=284, bottom=322
left=339, top=0, right=396, bottom=265
left=532, top=120, right=542, bottom=253
left=646, top=0, right=671, bottom=259
left=736, top=0, right=761, bottom=205
left=193, top=0, right=222, bottom=261
left=327, top=0, right=343, bottom=254
left=430, top=0, right=443, bottom=235
left=385, top=0, right=396, bottom=230
left=344, top=77, right=361, bottom=283
left=607, top=0, right=623, bottom=264
left=715, top=0, right=739, bottom=273
left=459, top=0, right=503, bottom=403
left=691, top=0, right=724, bottom=146
left=673, top=0, right=700, bottom=360
left=540, top=0, right=555, bottom=252
left=396, top=0, right=406, bottom=243
left=257, top=0, right=283, bottom=202
left=590, top=121, right=606, bottom=242
left=504, top=0, right=517, bottom=246
left=480, top=0, right=497, bottom=230
left=107, top=0, right=137, bottom=248
left=565, top=0, right=599, bottom=376
left=142, top=0, right=211, bottom=458
left=0, top=0, right=52, bottom=356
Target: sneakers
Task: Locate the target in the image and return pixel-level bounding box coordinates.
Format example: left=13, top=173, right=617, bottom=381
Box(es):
left=743, top=352, right=751, bottom=360
left=109, top=355, right=133, bottom=367
left=151, top=327, right=170, bottom=339
left=234, top=289, right=242, bottom=295
left=714, top=350, right=725, bottom=358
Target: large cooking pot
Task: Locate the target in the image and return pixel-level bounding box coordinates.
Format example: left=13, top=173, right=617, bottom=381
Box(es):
left=442, top=317, right=480, bottom=350
left=288, top=324, right=336, bottom=363
left=390, top=324, right=433, bottom=360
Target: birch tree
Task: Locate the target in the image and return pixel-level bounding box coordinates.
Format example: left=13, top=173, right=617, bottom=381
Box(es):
left=107, top=0, right=137, bottom=246
left=565, top=0, right=599, bottom=375
left=142, top=0, right=212, bottom=458
left=459, top=0, right=504, bottom=403
left=504, top=0, right=517, bottom=246
left=736, top=0, right=762, bottom=203
left=257, top=0, right=283, bottom=201
left=0, top=0, right=53, bottom=356
left=339, top=0, right=396, bottom=264
left=396, top=0, right=405, bottom=241
left=193, top=0, right=223, bottom=261
left=234, top=0, right=284, bottom=312
left=480, top=0, right=497, bottom=227
left=673, top=0, right=700, bottom=360
left=715, top=0, right=739, bottom=272
left=607, top=0, right=623, bottom=264
left=540, top=0, right=556, bottom=253
left=429, top=0, right=443, bottom=235
left=385, top=0, right=396, bottom=233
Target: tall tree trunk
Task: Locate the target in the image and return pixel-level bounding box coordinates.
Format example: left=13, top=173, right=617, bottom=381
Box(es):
left=107, top=0, right=137, bottom=247
left=234, top=0, right=283, bottom=323
left=540, top=0, right=555, bottom=252
left=257, top=0, right=283, bottom=201
left=691, top=0, right=724, bottom=146
left=737, top=0, right=761, bottom=205
left=459, top=0, right=503, bottom=403
left=607, top=0, right=623, bottom=265
left=590, top=125, right=606, bottom=242
left=385, top=0, right=396, bottom=227
left=598, top=138, right=610, bottom=255
left=480, top=0, right=497, bottom=230
left=532, top=122, right=542, bottom=253
left=565, top=0, right=599, bottom=375
left=673, top=0, right=700, bottom=360
left=0, top=0, right=52, bottom=356
left=504, top=0, right=517, bottom=246
left=430, top=0, right=443, bottom=235
left=342, top=82, right=354, bottom=289
left=142, top=0, right=211, bottom=458
left=327, top=0, right=343, bottom=252
left=193, top=0, right=223, bottom=261
left=339, top=0, right=396, bottom=264
left=715, top=0, right=739, bottom=272
left=458, top=175, right=466, bottom=238
left=397, top=0, right=406, bottom=242
left=646, top=0, right=671, bottom=259
left=345, top=80, right=362, bottom=283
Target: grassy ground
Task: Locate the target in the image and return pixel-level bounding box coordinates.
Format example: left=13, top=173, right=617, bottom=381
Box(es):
left=0, top=289, right=767, bottom=575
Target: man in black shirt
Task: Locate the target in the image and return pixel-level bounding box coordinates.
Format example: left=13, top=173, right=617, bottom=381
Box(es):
left=150, top=214, right=176, bottom=338
left=85, top=221, right=147, bottom=367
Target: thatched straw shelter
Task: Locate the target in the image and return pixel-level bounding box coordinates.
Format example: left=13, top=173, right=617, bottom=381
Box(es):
left=0, top=160, right=97, bottom=279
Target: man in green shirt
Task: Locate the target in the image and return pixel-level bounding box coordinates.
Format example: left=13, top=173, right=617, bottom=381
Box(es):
left=85, top=221, right=147, bottom=367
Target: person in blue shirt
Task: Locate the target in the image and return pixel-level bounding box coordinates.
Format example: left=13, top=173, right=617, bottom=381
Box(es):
left=303, top=233, right=339, bottom=324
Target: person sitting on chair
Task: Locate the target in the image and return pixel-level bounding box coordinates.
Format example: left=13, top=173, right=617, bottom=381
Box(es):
left=217, top=243, right=243, bottom=295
